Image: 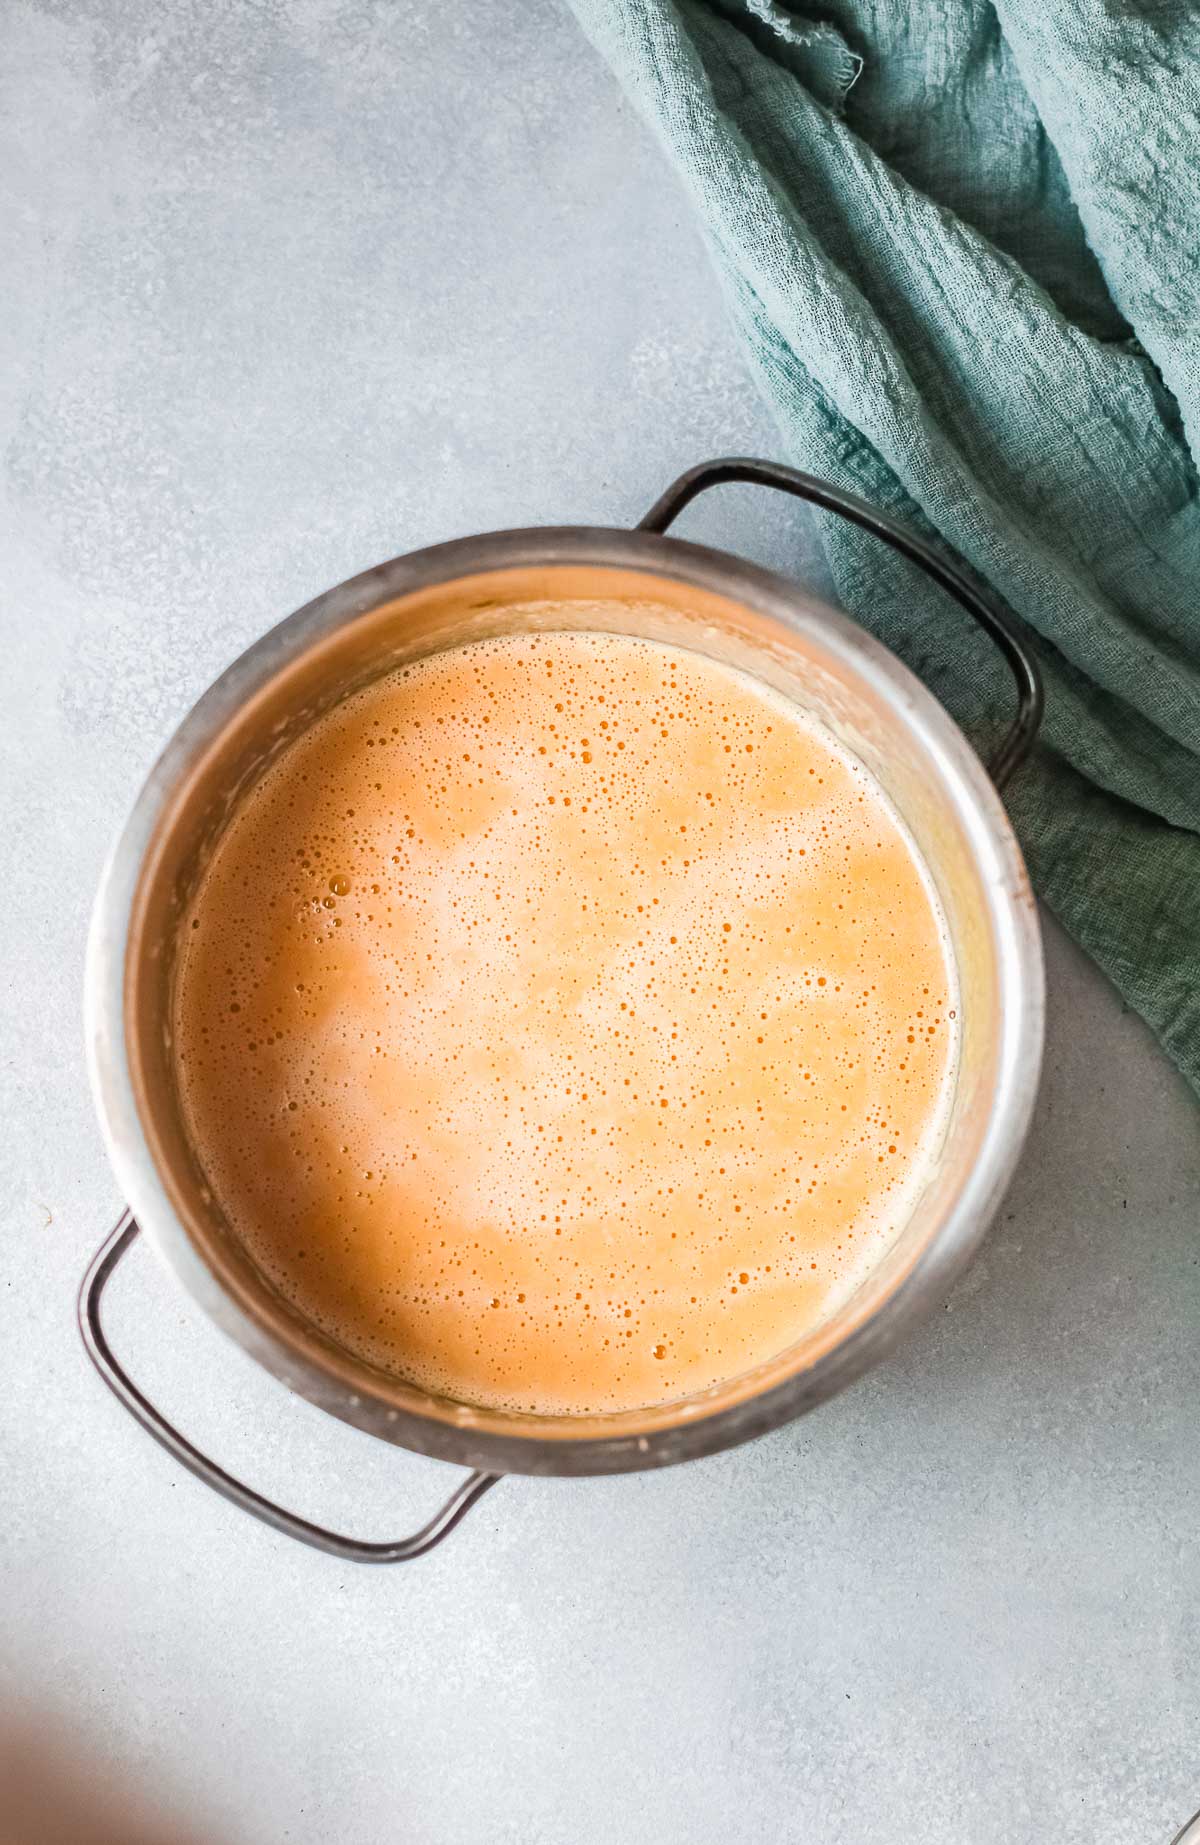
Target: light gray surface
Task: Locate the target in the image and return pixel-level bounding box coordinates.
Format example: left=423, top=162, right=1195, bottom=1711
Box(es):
left=2, top=3, right=1199, bottom=1842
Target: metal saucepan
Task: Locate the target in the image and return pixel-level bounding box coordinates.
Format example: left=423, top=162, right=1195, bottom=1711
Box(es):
left=81, top=459, right=1045, bottom=1561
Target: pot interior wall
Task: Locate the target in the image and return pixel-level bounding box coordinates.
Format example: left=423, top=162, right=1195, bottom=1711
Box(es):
left=121, top=557, right=1023, bottom=1462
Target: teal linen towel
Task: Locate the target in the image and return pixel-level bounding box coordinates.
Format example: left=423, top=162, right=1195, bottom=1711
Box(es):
left=566, top=0, right=1200, bottom=1094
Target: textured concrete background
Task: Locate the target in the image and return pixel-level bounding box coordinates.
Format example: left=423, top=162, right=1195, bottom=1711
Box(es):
left=3, top=3, right=1200, bottom=1842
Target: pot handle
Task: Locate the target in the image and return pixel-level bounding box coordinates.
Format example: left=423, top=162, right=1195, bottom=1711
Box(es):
left=639, top=458, right=1044, bottom=790
left=78, top=1213, right=500, bottom=1562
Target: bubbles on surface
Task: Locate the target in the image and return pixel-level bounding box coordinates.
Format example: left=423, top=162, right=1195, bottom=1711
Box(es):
left=173, top=627, right=958, bottom=1415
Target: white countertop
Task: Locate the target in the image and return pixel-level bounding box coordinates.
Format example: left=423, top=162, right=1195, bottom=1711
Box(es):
left=3, top=3, right=1199, bottom=1841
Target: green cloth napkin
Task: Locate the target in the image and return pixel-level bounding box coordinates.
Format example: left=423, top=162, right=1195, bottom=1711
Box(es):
left=567, top=0, right=1200, bottom=1095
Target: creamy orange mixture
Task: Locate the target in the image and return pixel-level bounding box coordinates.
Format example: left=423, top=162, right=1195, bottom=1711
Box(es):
left=173, top=628, right=956, bottom=1414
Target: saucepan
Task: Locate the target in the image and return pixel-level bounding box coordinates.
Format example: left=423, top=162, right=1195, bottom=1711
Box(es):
left=80, top=459, right=1045, bottom=1561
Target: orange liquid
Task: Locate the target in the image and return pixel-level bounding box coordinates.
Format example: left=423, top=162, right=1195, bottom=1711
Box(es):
left=174, top=629, right=956, bottom=1414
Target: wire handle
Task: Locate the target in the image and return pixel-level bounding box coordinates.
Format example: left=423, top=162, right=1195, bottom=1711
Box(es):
left=639, top=458, right=1044, bottom=789
left=78, top=1213, right=500, bottom=1562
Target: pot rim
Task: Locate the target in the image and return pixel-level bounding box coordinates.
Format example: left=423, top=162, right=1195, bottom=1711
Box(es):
left=85, top=525, right=1044, bottom=1476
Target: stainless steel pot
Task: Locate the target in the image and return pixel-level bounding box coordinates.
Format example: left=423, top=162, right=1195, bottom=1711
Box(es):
left=81, top=459, right=1045, bottom=1561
